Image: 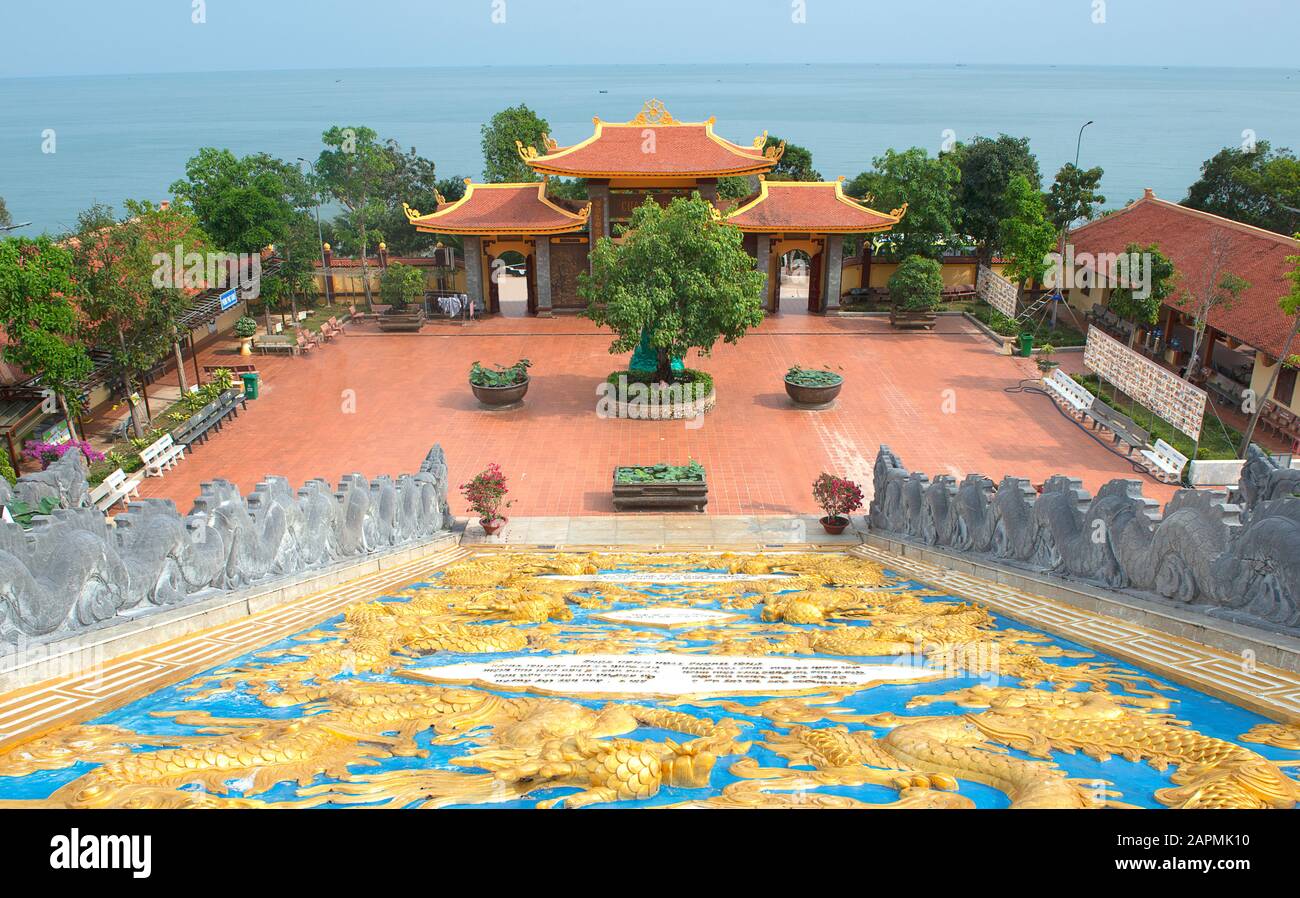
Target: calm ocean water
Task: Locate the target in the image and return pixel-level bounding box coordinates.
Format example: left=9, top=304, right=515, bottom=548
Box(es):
left=2, top=63, right=1298, bottom=235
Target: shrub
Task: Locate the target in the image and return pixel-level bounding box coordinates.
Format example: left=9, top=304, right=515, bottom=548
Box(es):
left=380, top=261, right=426, bottom=310
left=470, top=359, right=531, bottom=387
left=812, top=473, right=864, bottom=521
left=606, top=367, right=713, bottom=399
left=233, top=316, right=258, bottom=338
left=21, top=439, right=105, bottom=470
left=0, top=450, right=15, bottom=485
left=785, top=366, right=843, bottom=387
left=614, top=461, right=706, bottom=483
left=888, top=255, right=944, bottom=312
left=460, top=463, right=513, bottom=522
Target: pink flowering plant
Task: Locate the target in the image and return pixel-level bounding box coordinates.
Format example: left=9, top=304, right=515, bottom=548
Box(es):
left=21, top=439, right=105, bottom=470
left=459, top=463, right=514, bottom=523
left=812, top=473, right=864, bottom=523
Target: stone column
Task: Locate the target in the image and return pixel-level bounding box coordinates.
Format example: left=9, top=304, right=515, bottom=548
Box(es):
left=587, top=181, right=611, bottom=241
left=535, top=236, right=553, bottom=315
left=463, top=235, right=484, bottom=313
left=823, top=235, right=844, bottom=312
left=755, top=235, right=771, bottom=313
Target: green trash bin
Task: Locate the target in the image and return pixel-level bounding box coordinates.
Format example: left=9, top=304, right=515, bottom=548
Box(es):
left=241, top=371, right=260, bottom=400
left=1018, top=332, right=1034, bottom=358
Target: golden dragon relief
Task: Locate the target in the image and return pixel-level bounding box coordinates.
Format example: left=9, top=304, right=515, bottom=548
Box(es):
left=0, top=552, right=1294, bottom=809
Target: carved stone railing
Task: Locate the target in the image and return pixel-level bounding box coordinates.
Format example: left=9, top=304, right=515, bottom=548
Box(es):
left=0, top=446, right=452, bottom=642
left=868, top=444, right=1300, bottom=633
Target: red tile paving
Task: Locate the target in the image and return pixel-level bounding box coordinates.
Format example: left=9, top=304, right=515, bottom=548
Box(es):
left=124, top=313, right=1178, bottom=517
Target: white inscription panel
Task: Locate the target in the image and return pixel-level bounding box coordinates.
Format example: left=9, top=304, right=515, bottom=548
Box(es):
left=409, top=652, right=937, bottom=698
left=591, top=607, right=741, bottom=628
left=542, top=572, right=792, bottom=583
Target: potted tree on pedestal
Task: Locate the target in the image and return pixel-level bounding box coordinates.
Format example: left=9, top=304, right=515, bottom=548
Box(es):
left=233, top=316, right=258, bottom=355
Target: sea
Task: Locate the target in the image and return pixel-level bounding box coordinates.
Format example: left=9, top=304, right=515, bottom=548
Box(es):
left=2, top=63, right=1299, bottom=236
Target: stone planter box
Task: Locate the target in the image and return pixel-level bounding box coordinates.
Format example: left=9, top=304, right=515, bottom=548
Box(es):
left=785, top=376, right=843, bottom=409
left=471, top=377, right=530, bottom=409
left=612, top=468, right=708, bottom=512
left=889, top=306, right=938, bottom=330
left=377, top=311, right=425, bottom=332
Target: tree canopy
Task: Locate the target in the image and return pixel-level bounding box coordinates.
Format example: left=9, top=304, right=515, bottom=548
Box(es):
left=169, top=148, right=308, bottom=255
left=887, top=255, right=944, bottom=311
left=379, top=261, right=426, bottom=310
left=481, top=104, right=549, bottom=183
left=1183, top=140, right=1300, bottom=235
left=317, top=125, right=394, bottom=307
left=1108, top=242, right=1176, bottom=345
left=953, top=135, right=1041, bottom=261
left=764, top=135, right=821, bottom=182
left=1045, top=163, right=1106, bottom=235
left=578, top=194, right=764, bottom=381
left=997, top=174, right=1056, bottom=287
left=847, top=147, right=961, bottom=260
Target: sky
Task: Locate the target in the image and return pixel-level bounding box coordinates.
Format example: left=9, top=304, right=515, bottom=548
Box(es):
left=3, top=0, right=1299, bottom=78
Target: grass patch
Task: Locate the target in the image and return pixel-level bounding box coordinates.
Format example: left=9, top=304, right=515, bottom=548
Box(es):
left=967, top=302, right=1086, bottom=347
left=606, top=368, right=714, bottom=400
left=1070, top=373, right=1242, bottom=460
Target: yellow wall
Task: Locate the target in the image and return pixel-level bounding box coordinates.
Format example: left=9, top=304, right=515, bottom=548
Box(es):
left=1250, top=353, right=1300, bottom=415
left=839, top=259, right=1009, bottom=293
left=312, top=266, right=466, bottom=298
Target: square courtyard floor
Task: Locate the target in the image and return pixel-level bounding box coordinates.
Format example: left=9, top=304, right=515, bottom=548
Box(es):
left=123, top=313, right=1178, bottom=516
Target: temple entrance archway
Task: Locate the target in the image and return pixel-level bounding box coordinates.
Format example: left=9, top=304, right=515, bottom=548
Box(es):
left=770, top=238, right=824, bottom=315
left=481, top=238, right=536, bottom=317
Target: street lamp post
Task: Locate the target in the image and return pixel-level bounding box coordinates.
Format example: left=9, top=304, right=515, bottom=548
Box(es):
left=297, top=157, right=330, bottom=309
left=1075, top=120, right=1094, bottom=168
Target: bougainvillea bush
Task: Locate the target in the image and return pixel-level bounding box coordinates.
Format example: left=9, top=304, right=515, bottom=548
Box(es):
left=21, top=439, right=105, bottom=470
left=459, top=463, right=514, bottom=523
left=812, top=473, right=864, bottom=522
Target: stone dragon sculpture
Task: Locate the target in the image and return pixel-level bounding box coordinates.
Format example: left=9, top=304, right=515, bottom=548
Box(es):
left=0, top=446, right=451, bottom=642
left=868, top=444, right=1300, bottom=632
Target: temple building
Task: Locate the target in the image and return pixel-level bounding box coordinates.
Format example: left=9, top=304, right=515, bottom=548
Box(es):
left=404, top=100, right=904, bottom=315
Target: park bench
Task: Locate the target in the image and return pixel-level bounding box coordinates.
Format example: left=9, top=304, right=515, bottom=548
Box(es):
left=140, top=433, right=186, bottom=477
left=296, top=330, right=319, bottom=353
left=888, top=306, right=937, bottom=330
left=172, top=389, right=248, bottom=448
left=88, top=467, right=143, bottom=512
left=1140, top=438, right=1189, bottom=483
left=253, top=334, right=297, bottom=354
left=1086, top=402, right=1151, bottom=456
left=1042, top=369, right=1095, bottom=417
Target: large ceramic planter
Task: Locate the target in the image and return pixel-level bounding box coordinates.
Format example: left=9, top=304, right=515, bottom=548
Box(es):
left=612, top=468, right=708, bottom=512
left=480, top=516, right=506, bottom=535
left=471, top=377, right=529, bottom=409
left=785, top=377, right=843, bottom=409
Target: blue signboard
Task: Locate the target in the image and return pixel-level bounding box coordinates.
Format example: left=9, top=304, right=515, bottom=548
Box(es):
left=219, top=288, right=238, bottom=311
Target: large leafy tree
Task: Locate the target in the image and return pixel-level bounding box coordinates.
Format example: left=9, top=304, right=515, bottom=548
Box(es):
left=847, top=147, right=960, bottom=259
left=169, top=149, right=304, bottom=254
left=1046, top=163, right=1106, bottom=235
left=953, top=135, right=1041, bottom=262
left=997, top=174, right=1056, bottom=289
left=481, top=104, right=548, bottom=183
left=1184, top=140, right=1300, bottom=234
left=0, top=237, right=93, bottom=435
left=1107, top=242, right=1176, bottom=347
left=764, top=134, right=820, bottom=182
left=367, top=139, right=466, bottom=256
left=579, top=194, right=764, bottom=381
left=317, top=125, right=395, bottom=309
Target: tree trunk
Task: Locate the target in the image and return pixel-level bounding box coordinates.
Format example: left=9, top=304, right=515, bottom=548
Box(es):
left=174, top=340, right=188, bottom=394
left=123, top=373, right=145, bottom=439
left=58, top=394, right=79, bottom=442
left=656, top=348, right=672, bottom=383
left=1183, top=322, right=1205, bottom=380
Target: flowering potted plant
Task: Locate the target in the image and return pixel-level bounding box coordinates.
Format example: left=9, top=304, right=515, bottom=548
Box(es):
left=460, top=463, right=514, bottom=534
left=812, top=473, right=864, bottom=534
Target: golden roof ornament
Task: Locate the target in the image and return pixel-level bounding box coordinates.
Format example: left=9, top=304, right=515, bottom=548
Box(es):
left=515, top=139, right=540, bottom=162
left=542, top=133, right=559, bottom=152
left=629, top=98, right=676, bottom=125
left=889, top=202, right=909, bottom=220
left=401, top=202, right=421, bottom=222
left=763, top=140, right=786, bottom=162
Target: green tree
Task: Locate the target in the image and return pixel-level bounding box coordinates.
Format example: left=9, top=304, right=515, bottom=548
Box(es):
left=1046, top=163, right=1106, bottom=235
left=998, top=174, right=1056, bottom=289
left=367, top=139, right=464, bottom=256
left=546, top=178, right=588, bottom=202
left=847, top=147, right=960, bottom=260
left=1184, top=140, right=1300, bottom=234
left=579, top=194, right=764, bottom=381
left=317, top=126, right=395, bottom=310
left=0, top=237, right=93, bottom=435
left=169, top=149, right=303, bottom=254
left=1175, top=231, right=1250, bottom=379
left=764, top=135, right=821, bottom=182
left=481, top=104, right=549, bottom=183
left=1107, top=242, right=1175, bottom=347
left=953, top=135, right=1041, bottom=262
left=717, top=176, right=753, bottom=200
left=887, top=255, right=944, bottom=311
left=379, top=261, right=426, bottom=311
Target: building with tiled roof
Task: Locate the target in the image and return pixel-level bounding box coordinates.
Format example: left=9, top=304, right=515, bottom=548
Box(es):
left=726, top=180, right=903, bottom=234
left=1066, top=189, right=1299, bottom=416
left=404, top=181, right=589, bottom=236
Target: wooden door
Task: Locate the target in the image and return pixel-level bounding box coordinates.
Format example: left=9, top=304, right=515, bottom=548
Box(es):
left=807, top=251, right=823, bottom=314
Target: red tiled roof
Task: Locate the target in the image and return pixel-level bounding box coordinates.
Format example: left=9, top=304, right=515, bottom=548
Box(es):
left=404, top=181, right=590, bottom=235
left=520, top=100, right=778, bottom=179
left=1069, top=191, right=1298, bottom=359
left=725, top=180, right=904, bottom=234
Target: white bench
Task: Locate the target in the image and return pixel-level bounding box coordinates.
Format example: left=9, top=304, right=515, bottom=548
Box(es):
left=1140, top=439, right=1189, bottom=483
left=1043, top=368, right=1096, bottom=416
left=140, top=433, right=186, bottom=477
left=88, top=467, right=143, bottom=512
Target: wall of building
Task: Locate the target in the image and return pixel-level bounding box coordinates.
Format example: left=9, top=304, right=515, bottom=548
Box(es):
left=839, top=258, right=1014, bottom=294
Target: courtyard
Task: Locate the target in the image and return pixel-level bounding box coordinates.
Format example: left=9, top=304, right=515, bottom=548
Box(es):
left=119, top=311, right=1177, bottom=518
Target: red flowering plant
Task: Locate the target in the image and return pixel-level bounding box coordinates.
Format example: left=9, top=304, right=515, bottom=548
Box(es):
left=459, top=463, right=514, bottom=524
left=812, top=473, right=864, bottom=524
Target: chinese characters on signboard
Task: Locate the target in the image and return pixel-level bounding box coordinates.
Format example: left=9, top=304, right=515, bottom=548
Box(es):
left=1084, top=326, right=1207, bottom=440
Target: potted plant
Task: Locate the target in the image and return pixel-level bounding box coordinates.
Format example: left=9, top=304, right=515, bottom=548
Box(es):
left=812, top=472, right=864, bottom=534
left=377, top=261, right=427, bottom=332
left=460, top=463, right=513, bottom=535
left=1035, top=342, right=1059, bottom=376
left=612, top=460, right=708, bottom=511
left=233, top=316, right=258, bottom=355
left=470, top=359, right=531, bottom=408
left=784, top=365, right=844, bottom=408
left=887, top=255, right=942, bottom=329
